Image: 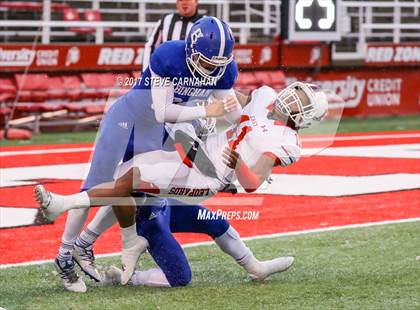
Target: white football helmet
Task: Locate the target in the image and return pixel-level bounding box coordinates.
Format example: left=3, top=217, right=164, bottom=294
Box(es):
left=274, top=82, right=328, bottom=129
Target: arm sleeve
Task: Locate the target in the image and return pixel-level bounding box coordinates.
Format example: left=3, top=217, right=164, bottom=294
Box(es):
left=212, top=89, right=242, bottom=124
left=150, top=68, right=206, bottom=123
left=142, top=19, right=163, bottom=72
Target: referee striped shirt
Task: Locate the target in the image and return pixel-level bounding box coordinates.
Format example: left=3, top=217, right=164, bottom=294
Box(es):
left=142, top=11, right=203, bottom=71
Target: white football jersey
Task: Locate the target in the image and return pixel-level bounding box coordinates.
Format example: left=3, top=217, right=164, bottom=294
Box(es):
left=118, top=86, right=301, bottom=203
left=205, top=86, right=301, bottom=182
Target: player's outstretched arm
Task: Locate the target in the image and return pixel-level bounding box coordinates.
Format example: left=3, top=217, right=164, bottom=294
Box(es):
left=212, top=89, right=242, bottom=124
left=150, top=69, right=236, bottom=123
left=222, top=147, right=276, bottom=193
left=234, top=89, right=251, bottom=108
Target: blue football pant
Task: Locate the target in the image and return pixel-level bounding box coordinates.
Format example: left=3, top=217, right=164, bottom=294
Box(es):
left=82, top=95, right=166, bottom=190
left=136, top=200, right=229, bottom=287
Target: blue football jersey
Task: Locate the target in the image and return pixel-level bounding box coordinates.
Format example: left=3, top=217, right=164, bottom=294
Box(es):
left=125, top=40, right=238, bottom=120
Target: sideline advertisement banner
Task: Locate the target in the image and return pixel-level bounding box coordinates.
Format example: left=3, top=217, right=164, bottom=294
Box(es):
left=280, top=42, right=331, bottom=68
left=286, top=69, right=420, bottom=117
left=0, top=44, right=279, bottom=71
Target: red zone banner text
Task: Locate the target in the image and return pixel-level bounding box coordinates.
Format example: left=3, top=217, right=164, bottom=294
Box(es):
left=365, top=43, right=420, bottom=66
left=0, top=44, right=279, bottom=71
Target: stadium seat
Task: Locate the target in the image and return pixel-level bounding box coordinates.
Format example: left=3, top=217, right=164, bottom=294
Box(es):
left=84, top=10, right=112, bottom=35
left=0, top=93, right=15, bottom=103
left=40, top=103, right=64, bottom=112
left=99, top=73, right=118, bottom=88
left=267, top=70, right=286, bottom=90
left=14, top=73, right=49, bottom=103
left=13, top=74, right=65, bottom=112
left=104, top=72, right=131, bottom=95
left=51, top=3, right=69, bottom=11
left=47, top=76, right=67, bottom=100
left=132, top=71, right=141, bottom=79
left=253, top=71, right=273, bottom=87
left=64, top=103, right=85, bottom=113
left=84, top=104, right=106, bottom=114
left=13, top=102, right=44, bottom=113
left=61, top=75, right=83, bottom=101
left=96, top=73, right=115, bottom=98
left=235, top=72, right=259, bottom=93
left=0, top=106, right=12, bottom=116
left=0, top=78, right=16, bottom=102
left=0, top=78, right=16, bottom=93
left=0, top=1, right=42, bottom=11
left=63, top=8, right=96, bottom=34
left=80, top=73, right=106, bottom=99
left=81, top=73, right=130, bottom=99
left=0, top=1, right=68, bottom=11
left=115, top=72, right=131, bottom=87
left=114, top=73, right=132, bottom=96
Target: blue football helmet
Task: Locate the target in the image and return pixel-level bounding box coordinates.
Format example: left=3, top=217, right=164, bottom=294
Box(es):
left=186, top=16, right=235, bottom=83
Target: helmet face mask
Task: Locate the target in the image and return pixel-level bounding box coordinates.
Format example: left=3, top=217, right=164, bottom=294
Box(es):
left=275, top=82, right=328, bottom=129
left=186, top=17, right=235, bottom=83
left=186, top=51, right=233, bottom=82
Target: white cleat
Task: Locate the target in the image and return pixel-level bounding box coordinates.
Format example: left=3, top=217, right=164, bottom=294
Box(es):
left=248, top=256, right=295, bottom=281
left=54, top=257, right=87, bottom=293
left=121, top=237, right=148, bottom=285
left=34, top=185, right=62, bottom=221
left=103, top=265, right=124, bottom=285
left=73, top=244, right=102, bottom=282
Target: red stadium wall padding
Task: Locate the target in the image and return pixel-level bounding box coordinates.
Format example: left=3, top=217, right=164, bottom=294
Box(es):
left=286, top=68, right=420, bottom=117
left=280, top=42, right=331, bottom=68
left=0, top=129, right=32, bottom=140
left=0, top=44, right=279, bottom=72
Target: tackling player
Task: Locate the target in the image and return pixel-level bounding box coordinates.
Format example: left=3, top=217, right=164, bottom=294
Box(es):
left=35, top=82, right=328, bottom=287
left=51, top=16, right=241, bottom=292
left=101, top=199, right=295, bottom=288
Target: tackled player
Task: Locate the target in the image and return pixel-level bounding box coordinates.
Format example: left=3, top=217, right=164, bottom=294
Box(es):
left=35, top=81, right=328, bottom=288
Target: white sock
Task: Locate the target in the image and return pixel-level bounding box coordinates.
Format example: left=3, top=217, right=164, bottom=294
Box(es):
left=58, top=208, right=90, bottom=259
left=214, top=226, right=261, bottom=274
left=87, top=205, right=118, bottom=235
left=53, top=191, right=90, bottom=213
left=120, top=223, right=138, bottom=249
left=215, top=226, right=251, bottom=261
left=57, top=240, right=74, bottom=261
left=75, top=228, right=99, bottom=249
left=131, top=268, right=171, bottom=287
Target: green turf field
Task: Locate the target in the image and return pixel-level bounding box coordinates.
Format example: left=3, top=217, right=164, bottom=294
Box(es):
left=1, top=221, right=419, bottom=310
left=1, top=115, right=419, bottom=146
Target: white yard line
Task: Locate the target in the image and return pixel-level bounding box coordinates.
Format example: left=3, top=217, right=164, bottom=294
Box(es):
left=1, top=217, right=419, bottom=269
left=302, top=133, right=420, bottom=142
left=0, top=147, right=93, bottom=157
left=1, top=133, right=419, bottom=157
left=245, top=173, right=420, bottom=196
left=302, top=143, right=420, bottom=158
